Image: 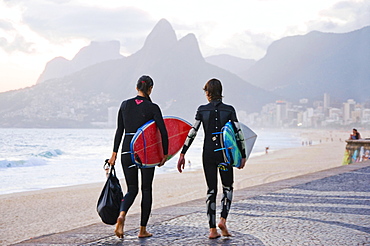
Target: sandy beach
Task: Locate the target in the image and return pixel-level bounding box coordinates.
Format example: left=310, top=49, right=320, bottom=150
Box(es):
left=0, top=129, right=368, bottom=245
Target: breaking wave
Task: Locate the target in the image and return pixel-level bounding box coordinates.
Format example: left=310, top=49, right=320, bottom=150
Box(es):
left=0, top=149, right=63, bottom=168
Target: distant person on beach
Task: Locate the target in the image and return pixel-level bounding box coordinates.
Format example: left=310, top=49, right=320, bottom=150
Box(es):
left=108, top=75, right=168, bottom=238
left=177, top=78, right=246, bottom=239
left=349, top=128, right=361, bottom=140
left=265, top=146, right=269, bottom=154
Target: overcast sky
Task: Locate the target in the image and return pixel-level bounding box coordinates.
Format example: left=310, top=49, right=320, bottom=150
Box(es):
left=0, top=0, right=369, bottom=92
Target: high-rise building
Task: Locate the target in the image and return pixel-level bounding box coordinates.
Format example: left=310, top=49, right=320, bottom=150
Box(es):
left=352, top=109, right=362, bottom=123
left=324, top=93, right=330, bottom=108
left=276, top=100, right=287, bottom=127
left=363, top=109, right=370, bottom=124
left=343, top=99, right=356, bottom=125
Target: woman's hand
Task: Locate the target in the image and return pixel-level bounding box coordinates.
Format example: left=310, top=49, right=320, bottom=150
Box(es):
left=108, top=152, right=117, bottom=166
left=238, top=158, right=246, bottom=169
left=177, top=153, right=185, bottom=173
left=158, top=154, right=168, bottom=167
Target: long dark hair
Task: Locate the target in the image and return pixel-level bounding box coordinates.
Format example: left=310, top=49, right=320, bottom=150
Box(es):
left=203, top=78, right=223, bottom=101
left=353, top=128, right=360, bottom=139
left=136, top=75, right=154, bottom=102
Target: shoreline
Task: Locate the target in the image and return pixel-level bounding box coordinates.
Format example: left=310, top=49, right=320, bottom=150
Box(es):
left=1, top=129, right=368, bottom=245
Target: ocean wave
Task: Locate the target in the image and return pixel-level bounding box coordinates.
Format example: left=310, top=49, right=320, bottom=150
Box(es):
left=36, top=149, right=63, bottom=158
left=0, top=157, right=47, bottom=168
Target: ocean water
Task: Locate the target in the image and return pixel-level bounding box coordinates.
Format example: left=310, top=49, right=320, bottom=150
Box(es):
left=0, top=128, right=304, bottom=195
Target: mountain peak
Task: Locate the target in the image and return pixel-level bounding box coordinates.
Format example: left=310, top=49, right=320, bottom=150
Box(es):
left=37, top=40, right=124, bottom=83
left=142, top=19, right=177, bottom=50
left=176, top=33, right=204, bottom=61
left=72, top=40, right=122, bottom=64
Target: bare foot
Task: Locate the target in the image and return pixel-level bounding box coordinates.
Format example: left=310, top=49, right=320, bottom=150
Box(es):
left=114, top=216, right=125, bottom=238
left=209, top=228, right=221, bottom=239
left=138, top=226, right=153, bottom=238
left=218, top=218, right=232, bottom=237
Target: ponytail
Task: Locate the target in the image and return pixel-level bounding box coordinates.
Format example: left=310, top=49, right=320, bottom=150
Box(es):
left=137, top=75, right=154, bottom=102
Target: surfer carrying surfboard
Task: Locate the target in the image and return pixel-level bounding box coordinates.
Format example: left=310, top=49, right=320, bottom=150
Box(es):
left=177, top=78, right=246, bottom=239
left=108, top=75, right=169, bottom=239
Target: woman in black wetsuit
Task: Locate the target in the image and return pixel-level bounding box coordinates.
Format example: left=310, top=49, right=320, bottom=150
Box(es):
left=108, top=75, right=168, bottom=238
left=177, top=78, right=246, bottom=239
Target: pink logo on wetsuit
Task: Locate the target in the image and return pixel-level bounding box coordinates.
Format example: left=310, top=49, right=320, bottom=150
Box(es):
left=135, top=99, right=143, bottom=105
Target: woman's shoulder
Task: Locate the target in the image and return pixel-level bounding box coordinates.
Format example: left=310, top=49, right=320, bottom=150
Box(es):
left=119, top=97, right=135, bottom=107
left=145, top=100, right=162, bottom=113
left=197, top=102, right=235, bottom=111
left=219, top=102, right=236, bottom=111
left=197, top=103, right=211, bottom=111
left=119, top=99, right=128, bottom=108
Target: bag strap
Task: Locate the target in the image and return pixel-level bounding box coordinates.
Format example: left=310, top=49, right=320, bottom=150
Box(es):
left=110, top=165, right=117, bottom=177
left=104, top=159, right=117, bottom=177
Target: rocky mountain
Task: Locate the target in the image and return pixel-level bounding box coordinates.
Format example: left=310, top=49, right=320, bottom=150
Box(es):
left=0, top=19, right=276, bottom=127
left=37, top=40, right=124, bottom=84
left=244, top=26, right=370, bottom=103
left=205, top=54, right=256, bottom=79
left=4, top=20, right=366, bottom=128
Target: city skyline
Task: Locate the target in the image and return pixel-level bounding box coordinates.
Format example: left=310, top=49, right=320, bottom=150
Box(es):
left=243, top=93, right=370, bottom=128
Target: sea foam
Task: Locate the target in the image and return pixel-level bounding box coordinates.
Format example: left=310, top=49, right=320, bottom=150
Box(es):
left=0, top=157, right=47, bottom=168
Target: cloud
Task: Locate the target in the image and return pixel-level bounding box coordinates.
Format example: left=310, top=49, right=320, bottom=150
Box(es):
left=2, top=0, right=369, bottom=60
left=221, top=31, right=275, bottom=59
left=0, top=20, right=14, bottom=31
left=25, top=7, right=153, bottom=38
left=14, top=1, right=157, bottom=54
left=307, top=0, right=370, bottom=33
left=247, top=31, right=275, bottom=51
left=197, top=27, right=276, bottom=60
left=0, top=35, right=35, bottom=53
left=0, top=18, right=34, bottom=54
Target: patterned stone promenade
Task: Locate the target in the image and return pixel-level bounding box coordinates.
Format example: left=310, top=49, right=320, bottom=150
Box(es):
left=14, top=162, right=370, bottom=246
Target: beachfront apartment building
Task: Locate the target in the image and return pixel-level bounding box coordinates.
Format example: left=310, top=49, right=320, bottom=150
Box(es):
left=245, top=94, right=370, bottom=128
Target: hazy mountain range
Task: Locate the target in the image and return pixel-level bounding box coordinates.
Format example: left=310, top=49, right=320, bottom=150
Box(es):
left=205, top=54, right=256, bottom=79
left=37, top=40, right=124, bottom=84
left=244, top=26, right=370, bottom=103
left=0, top=19, right=368, bottom=128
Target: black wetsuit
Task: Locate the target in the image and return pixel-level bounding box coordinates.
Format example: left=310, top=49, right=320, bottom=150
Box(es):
left=113, top=96, right=168, bottom=227
left=181, top=99, right=246, bottom=228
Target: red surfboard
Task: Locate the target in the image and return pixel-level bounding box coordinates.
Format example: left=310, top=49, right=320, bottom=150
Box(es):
left=130, top=116, right=192, bottom=168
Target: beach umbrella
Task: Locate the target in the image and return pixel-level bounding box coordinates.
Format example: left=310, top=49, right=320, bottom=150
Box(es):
left=240, top=123, right=257, bottom=161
